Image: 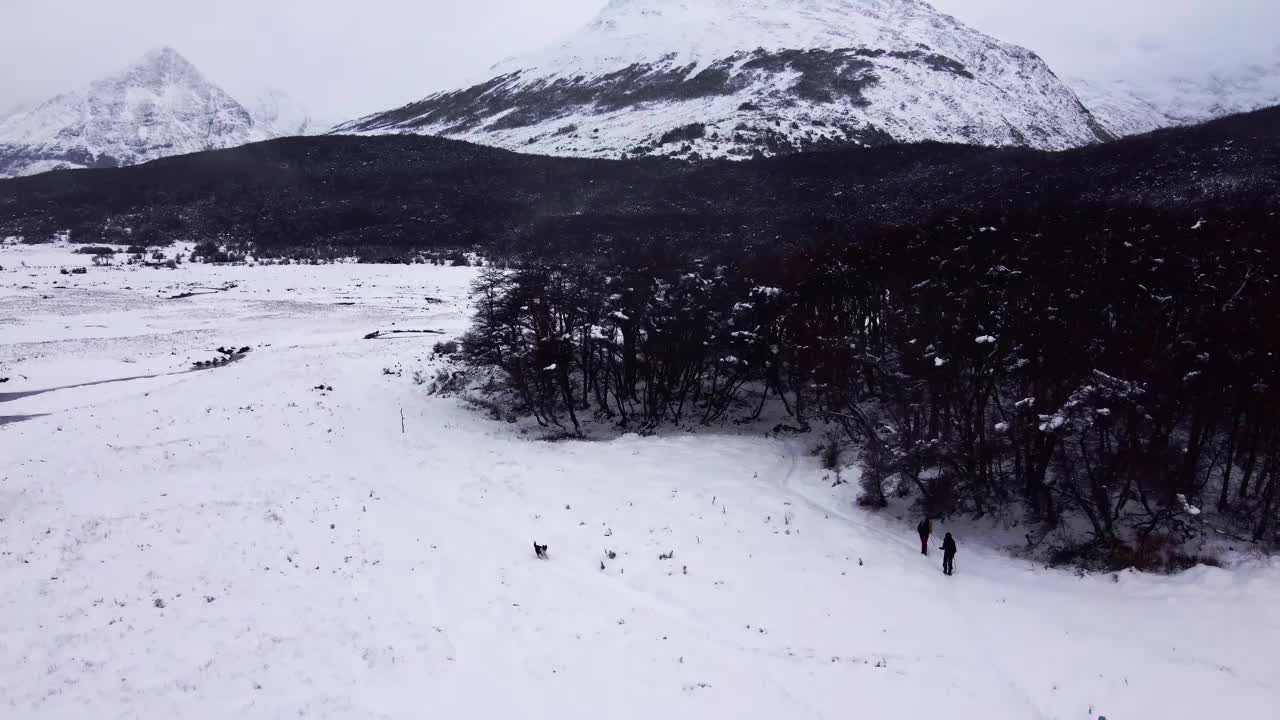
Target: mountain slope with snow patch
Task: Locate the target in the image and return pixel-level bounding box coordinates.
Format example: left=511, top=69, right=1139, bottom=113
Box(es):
left=338, top=0, right=1111, bottom=159
left=1067, top=77, right=1175, bottom=137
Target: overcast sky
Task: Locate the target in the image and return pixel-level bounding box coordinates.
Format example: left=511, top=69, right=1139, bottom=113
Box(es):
left=2, top=0, right=1277, bottom=121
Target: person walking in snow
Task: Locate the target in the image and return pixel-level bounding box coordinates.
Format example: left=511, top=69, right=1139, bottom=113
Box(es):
left=941, top=532, right=957, bottom=576
left=917, top=517, right=932, bottom=555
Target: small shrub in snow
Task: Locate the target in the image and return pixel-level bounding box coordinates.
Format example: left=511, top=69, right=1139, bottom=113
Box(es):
left=432, top=340, right=460, bottom=356
left=817, top=440, right=841, bottom=472
left=461, top=392, right=505, bottom=419
left=428, top=368, right=469, bottom=395
left=192, top=240, right=231, bottom=263
left=857, top=439, right=891, bottom=509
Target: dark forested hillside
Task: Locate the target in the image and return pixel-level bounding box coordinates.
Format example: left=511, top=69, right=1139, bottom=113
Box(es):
left=3, top=108, right=1279, bottom=565
left=1, top=107, right=1277, bottom=259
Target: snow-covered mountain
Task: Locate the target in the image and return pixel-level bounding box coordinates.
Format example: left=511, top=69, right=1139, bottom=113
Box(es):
left=0, top=48, right=320, bottom=178
left=1070, top=51, right=1280, bottom=137
left=0, top=102, right=30, bottom=123
left=1067, top=79, right=1173, bottom=138
left=336, top=0, right=1111, bottom=159
left=248, top=87, right=335, bottom=137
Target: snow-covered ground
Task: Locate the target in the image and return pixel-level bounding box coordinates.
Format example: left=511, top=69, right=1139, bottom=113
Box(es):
left=2, top=242, right=1277, bottom=719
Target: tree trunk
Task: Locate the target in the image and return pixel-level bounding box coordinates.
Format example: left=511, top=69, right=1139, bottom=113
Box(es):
left=1219, top=410, right=1243, bottom=510
left=1252, top=461, right=1278, bottom=543
left=1239, top=425, right=1262, bottom=501
left=621, top=322, right=638, bottom=399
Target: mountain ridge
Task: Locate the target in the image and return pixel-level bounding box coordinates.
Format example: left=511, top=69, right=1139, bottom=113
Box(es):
left=336, top=0, right=1111, bottom=159
left=1068, top=49, right=1280, bottom=137
left=0, top=47, right=322, bottom=178
left=4, top=103, right=1276, bottom=256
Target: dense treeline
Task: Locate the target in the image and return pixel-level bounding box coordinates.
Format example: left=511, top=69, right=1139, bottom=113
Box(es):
left=2, top=107, right=1278, bottom=261
left=461, top=204, right=1280, bottom=565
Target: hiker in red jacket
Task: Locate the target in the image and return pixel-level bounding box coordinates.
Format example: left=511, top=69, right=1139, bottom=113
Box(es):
left=917, top=517, right=932, bottom=555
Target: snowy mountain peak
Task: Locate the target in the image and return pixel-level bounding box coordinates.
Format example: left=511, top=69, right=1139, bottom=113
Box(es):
left=338, top=0, right=1109, bottom=159
left=0, top=47, right=322, bottom=178
left=1071, top=48, right=1280, bottom=137
left=130, top=46, right=203, bottom=81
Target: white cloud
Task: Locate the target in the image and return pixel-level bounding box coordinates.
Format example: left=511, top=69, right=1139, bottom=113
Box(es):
left=0, top=0, right=602, bottom=120
left=928, top=0, right=1280, bottom=80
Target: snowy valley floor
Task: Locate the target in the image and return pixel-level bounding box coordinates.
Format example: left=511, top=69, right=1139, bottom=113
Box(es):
left=1, top=244, right=1278, bottom=719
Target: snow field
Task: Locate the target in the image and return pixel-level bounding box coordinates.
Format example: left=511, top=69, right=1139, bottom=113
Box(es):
left=1, top=242, right=1277, bottom=719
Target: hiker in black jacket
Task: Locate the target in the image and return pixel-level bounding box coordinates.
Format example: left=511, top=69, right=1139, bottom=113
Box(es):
left=917, top=518, right=932, bottom=555
left=941, top=532, right=957, bottom=576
